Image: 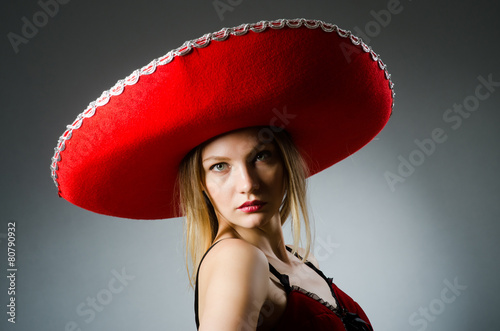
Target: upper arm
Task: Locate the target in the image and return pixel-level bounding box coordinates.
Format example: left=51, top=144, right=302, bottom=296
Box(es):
left=198, top=239, right=269, bottom=331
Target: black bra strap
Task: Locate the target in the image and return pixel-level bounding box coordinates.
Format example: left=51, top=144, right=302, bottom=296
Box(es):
left=284, top=246, right=331, bottom=282
left=268, top=246, right=320, bottom=294
left=268, top=263, right=292, bottom=294
left=285, top=246, right=331, bottom=282
left=281, top=246, right=343, bottom=312
left=282, top=247, right=373, bottom=330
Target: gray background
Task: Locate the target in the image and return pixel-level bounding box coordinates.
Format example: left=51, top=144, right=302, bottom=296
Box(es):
left=1, top=0, right=499, bottom=330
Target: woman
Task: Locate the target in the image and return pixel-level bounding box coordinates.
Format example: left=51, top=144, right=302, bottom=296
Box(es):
left=182, top=126, right=375, bottom=330
left=51, top=19, right=394, bottom=330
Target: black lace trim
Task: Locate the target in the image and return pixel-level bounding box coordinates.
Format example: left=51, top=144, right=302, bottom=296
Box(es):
left=289, top=284, right=342, bottom=316
left=278, top=247, right=373, bottom=331
left=288, top=284, right=373, bottom=331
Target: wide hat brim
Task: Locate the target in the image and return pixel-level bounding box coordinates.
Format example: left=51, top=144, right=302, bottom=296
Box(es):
left=50, top=18, right=394, bottom=220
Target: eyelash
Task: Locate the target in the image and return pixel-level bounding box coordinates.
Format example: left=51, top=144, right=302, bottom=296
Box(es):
left=255, top=150, right=272, bottom=161
left=208, top=151, right=272, bottom=172
left=209, top=163, right=228, bottom=172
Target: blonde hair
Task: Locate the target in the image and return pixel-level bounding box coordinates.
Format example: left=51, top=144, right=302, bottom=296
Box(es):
left=177, top=128, right=312, bottom=287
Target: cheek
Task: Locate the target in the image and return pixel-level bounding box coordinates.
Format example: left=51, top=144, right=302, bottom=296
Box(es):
left=205, top=179, right=230, bottom=210
left=273, top=162, right=285, bottom=184
left=263, top=164, right=286, bottom=195
left=205, top=180, right=218, bottom=201
left=276, top=172, right=286, bottom=197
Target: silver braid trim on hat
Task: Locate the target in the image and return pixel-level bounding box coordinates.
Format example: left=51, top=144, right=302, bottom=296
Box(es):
left=50, top=18, right=395, bottom=189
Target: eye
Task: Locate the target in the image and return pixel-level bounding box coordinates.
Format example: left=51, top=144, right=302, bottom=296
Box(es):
left=209, top=163, right=228, bottom=172
left=255, top=150, right=272, bottom=162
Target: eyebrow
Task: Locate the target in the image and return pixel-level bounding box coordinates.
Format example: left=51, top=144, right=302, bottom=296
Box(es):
left=202, top=156, right=230, bottom=163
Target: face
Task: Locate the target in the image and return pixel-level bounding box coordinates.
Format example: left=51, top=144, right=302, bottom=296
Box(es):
left=201, top=127, right=286, bottom=231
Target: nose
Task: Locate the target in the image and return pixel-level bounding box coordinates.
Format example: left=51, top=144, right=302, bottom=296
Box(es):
left=237, top=164, right=260, bottom=193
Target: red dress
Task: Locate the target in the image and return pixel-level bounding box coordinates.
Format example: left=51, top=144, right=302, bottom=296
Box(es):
left=195, top=242, right=373, bottom=330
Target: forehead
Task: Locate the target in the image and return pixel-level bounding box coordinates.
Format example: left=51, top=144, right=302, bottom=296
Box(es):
left=201, top=127, right=271, bottom=157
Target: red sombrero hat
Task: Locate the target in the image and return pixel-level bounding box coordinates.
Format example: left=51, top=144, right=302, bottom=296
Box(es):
left=50, top=18, right=394, bottom=220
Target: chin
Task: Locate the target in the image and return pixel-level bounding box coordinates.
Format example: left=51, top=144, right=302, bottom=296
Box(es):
left=239, top=213, right=272, bottom=229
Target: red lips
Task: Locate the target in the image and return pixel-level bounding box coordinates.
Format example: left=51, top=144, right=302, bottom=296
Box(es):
left=238, top=200, right=266, bottom=208
left=238, top=200, right=267, bottom=212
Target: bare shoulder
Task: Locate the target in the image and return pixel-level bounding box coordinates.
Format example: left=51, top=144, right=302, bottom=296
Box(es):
left=198, top=239, right=269, bottom=330
left=200, top=239, right=269, bottom=280
left=203, top=238, right=268, bottom=267
left=289, top=245, right=321, bottom=269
